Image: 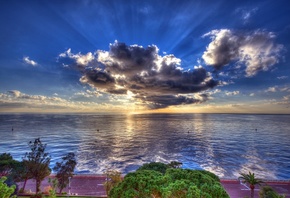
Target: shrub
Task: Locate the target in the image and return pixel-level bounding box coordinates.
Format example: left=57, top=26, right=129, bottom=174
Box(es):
left=0, top=176, right=16, bottom=198
left=259, top=186, right=285, bottom=198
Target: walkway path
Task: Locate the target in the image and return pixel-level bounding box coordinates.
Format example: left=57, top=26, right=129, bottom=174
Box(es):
left=18, top=175, right=290, bottom=198
left=221, top=179, right=290, bottom=198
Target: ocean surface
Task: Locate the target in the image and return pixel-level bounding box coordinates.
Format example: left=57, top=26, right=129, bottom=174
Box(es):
left=0, top=113, right=289, bottom=180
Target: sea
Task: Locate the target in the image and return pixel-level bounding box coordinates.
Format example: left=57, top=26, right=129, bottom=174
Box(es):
left=0, top=113, right=289, bottom=180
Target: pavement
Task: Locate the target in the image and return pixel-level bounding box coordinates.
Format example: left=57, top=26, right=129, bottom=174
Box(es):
left=17, top=175, right=107, bottom=197
left=18, top=175, right=290, bottom=198
left=221, top=179, right=290, bottom=198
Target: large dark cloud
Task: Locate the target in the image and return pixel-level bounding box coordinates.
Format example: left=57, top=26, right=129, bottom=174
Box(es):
left=60, top=41, right=219, bottom=109
left=202, top=29, right=284, bottom=76
left=137, top=95, right=205, bottom=109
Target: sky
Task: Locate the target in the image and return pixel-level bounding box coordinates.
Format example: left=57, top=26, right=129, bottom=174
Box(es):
left=0, top=0, right=290, bottom=114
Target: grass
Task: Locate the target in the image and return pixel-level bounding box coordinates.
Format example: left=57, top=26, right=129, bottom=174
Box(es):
left=18, top=196, right=103, bottom=198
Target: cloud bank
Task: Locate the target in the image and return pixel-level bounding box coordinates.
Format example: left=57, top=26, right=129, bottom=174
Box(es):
left=0, top=90, right=123, bottom=112
left=202, top=29, right=284, bottom=77
left=60, top=41, right=219, bottom=109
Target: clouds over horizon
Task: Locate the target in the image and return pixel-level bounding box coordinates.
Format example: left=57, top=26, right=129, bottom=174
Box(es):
left=59, top=41, right=219, bottom=109
left=0, top=90, right=68, bottom=111
left=0, top=90, right=126, bottom=112
left=202, top=29, right=284, bottom=77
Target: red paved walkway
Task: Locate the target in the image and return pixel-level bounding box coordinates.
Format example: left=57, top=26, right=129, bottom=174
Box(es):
left=18, top=175, right=107, bottom=197
left=18, top=175, right=290, bottom=198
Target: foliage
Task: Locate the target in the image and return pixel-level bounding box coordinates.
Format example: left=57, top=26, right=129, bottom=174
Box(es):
left=23, top=138, right=51, bottom=194
left=53, top=152, right=76, bottom=194
left=47, top=178, right=58, bottom=198
left=239, top=171, right=263, bottom=198
left=103, top=170, right=122, bottom=195
left=0, top=176, right=16, bottom=198
left=167, top=161, right=183, bottom=169
left=137, top=162, right=169, bottom=174
left=3, top=176, right=18, bottom=196
left=239, top=172, right=263, bottom=187
left=0, top=153, right=25, bottom=195
left=259, top=186, right=285, bottom=198
left=109, top=162, right=229, bottom=198
left=0, top=153, right=35, bottom=193
left=109, top=170, right=164, bottom=198
left=0, top=153, right=20, bottom=177
left=11, top=160, right=33, bottom=192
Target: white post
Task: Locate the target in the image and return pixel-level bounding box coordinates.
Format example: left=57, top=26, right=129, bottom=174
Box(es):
left=68, top=176, right=71, bottom=196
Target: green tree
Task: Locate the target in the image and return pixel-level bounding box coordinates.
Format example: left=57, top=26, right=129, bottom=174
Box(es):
left=259, top=186, right=285, bottom=198
left=0, top=153, right=19, bottom=177
left=0, top=153, right=28, bottom=194
left=137, top=162, right=169, bottom=174
left=239, top=172, right=263, bottom=198
left=168, top=161, right=183, bottom=169
left=11, top=161, right=32, bottom=192
left=109, top=170, right=164, bottom=198
left=53, top=152, right=76, bottom=194
left=109, top=162, right=229, bottom=198
left=103, top=170, right=122, bottom=195
left=0, top=176, right=16, bottom=198
left=23, top=138, right=51, bottom=194
left=162, top=179, right=191, bottom=198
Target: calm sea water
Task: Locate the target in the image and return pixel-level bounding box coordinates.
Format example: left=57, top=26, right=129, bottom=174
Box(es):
left=0, top=113, right=289, bottom=180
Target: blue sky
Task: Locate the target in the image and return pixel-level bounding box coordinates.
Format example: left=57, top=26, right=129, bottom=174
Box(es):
left=0, top=0, right=290, bottom=113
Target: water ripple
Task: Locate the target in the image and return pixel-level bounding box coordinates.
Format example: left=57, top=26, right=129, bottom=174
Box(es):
left=0, top=113, right=290, bottom=180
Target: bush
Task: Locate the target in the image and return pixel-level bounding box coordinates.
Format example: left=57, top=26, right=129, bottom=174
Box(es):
left=0, top=176, right=16, bottom=198
left=259, top=186, right=285, bottom=198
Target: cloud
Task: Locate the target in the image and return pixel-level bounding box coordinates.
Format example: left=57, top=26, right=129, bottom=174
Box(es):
left=6, top=90, right=64, bottom=102
left=8, top=90, right=21, bottom=97
left=225, top=90, right=240, bottom=96
left=73, top=90, right=101, bottom=98
left=235, top=7, right=258, bottom=23
left=277, top=76, right=288, bottom=80
left=135, top=94, right=207, bottom=109
left=283, top=95, right=290, bottom=101
left=23, top=56, right=38, bottom=66
left=59, top=48, right=95, bottom=66
left=0, top=90, right=68, bottom=111
left=202, top=29, right=284, bottom=77
left=267, top=97, right=290, bottom=108
left=0, top=90, right=128, bottom=112
left=265, top=85, right=290, bottom=93
left=59, top=41, right=219, bottom=109
left=207, top=89, right=221, bottom=95
left=265, top=86, right=278, bottom=93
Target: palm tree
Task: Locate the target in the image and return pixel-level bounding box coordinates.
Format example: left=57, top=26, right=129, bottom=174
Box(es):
left=239, top=172, right=263, bottom=198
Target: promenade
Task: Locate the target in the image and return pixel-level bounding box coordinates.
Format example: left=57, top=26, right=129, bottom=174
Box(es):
left=221, top=179, right=290, bottom=198
left=18, top=175, right=290, bottom=198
